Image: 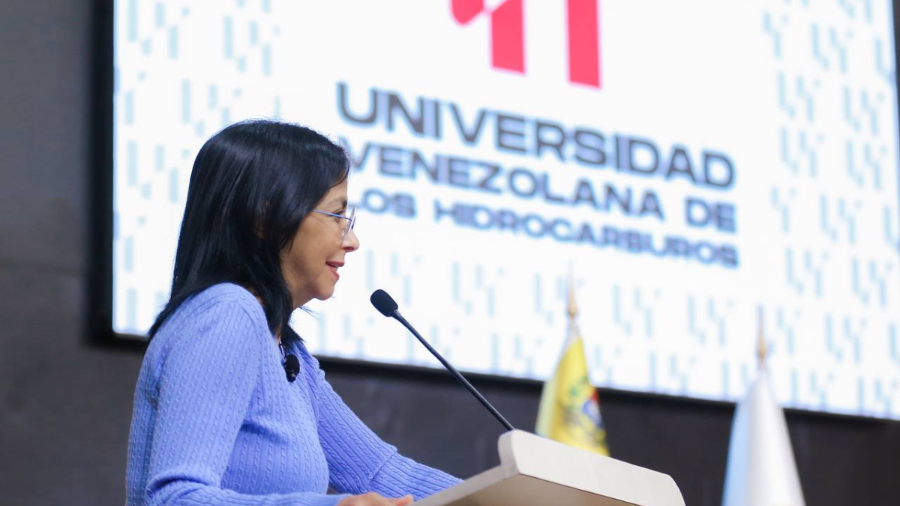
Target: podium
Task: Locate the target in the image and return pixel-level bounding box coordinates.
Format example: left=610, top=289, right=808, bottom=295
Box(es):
left=416, top=430, right=686, bottom=506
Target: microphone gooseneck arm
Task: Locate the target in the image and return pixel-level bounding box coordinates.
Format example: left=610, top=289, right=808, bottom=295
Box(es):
left=391, top=309, right=515, bottom=432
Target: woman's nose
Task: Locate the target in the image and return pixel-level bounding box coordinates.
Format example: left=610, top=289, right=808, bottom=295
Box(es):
left=342, top=228, right=360, bottom=252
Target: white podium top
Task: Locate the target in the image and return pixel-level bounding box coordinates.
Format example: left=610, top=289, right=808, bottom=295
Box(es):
left=416, top=430, right=685, bottom=506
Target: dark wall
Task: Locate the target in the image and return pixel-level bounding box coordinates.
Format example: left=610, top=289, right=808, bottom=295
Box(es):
left=328, top=362, right=900, bottom=506
left=1, top=1, right=898, bottom=505
left=0, top=1, right=143, bottom=505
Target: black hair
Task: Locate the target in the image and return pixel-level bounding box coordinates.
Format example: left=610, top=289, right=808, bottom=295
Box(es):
left=149, top=119, right=350, bottom=340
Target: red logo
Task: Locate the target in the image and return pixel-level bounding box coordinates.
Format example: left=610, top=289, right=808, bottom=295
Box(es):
left=451, top=0, right=601, bottom=88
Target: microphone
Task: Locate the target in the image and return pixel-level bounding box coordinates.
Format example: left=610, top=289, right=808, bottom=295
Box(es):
left=279, top=343, right=299, bottom=382
left=370, top=289, right=514, bottom=432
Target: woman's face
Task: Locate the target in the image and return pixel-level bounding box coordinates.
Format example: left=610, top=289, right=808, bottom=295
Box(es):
left=281, top=179, right=359, bottom=308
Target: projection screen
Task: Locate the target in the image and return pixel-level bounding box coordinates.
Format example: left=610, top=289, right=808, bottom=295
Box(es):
left=112, top=0, right=900, bottom=419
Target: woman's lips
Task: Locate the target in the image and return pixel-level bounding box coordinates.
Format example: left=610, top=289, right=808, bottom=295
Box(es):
left=326, top=262, right=342, bottom=280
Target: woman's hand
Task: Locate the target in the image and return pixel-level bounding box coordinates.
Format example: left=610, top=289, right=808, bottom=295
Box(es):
left=337, top=492, right=414, bottom=506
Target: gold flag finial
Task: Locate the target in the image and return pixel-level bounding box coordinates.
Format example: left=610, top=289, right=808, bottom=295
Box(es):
left=567, top=265, right=578, bottom=320
left=757, top=306, right=767, bottom=368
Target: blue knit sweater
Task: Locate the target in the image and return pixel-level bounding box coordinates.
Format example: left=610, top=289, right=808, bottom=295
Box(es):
left=126, top=284, right=460, bottom=506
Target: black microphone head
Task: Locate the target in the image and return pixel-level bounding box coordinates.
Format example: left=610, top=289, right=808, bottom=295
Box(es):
left=371, top=289, right=399, bottom=317
left=282, top=354, right=299, bottom=382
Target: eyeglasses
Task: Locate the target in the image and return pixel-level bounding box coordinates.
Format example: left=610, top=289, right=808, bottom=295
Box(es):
left=311, top=205, right=356, bottom=242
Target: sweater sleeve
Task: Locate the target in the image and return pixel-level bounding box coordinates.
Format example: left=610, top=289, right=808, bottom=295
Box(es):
left=299, top=349, right=462, bottom=501
left=142, top=300, right=346, bottom=506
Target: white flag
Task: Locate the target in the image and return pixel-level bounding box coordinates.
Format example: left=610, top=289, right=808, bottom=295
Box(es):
left=721, top=367, right=806, bottom=506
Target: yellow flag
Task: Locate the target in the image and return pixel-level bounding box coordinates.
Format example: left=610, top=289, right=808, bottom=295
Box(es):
left=535, top=278, right=609, bottom=455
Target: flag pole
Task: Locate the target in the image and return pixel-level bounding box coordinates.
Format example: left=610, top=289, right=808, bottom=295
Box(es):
left=535, top=264, right=609, bottom=456
left=757, top=306, right=767, bottom=370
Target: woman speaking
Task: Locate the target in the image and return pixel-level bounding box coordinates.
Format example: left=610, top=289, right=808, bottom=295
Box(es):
left=126, top=120, right=460, bottom=506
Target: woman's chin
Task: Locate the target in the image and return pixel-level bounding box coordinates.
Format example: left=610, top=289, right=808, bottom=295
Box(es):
left=316, top=288, right=337, bottom=301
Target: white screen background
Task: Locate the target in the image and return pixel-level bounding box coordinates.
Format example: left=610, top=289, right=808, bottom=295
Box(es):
left=113, top=0, right=900, bottom=419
